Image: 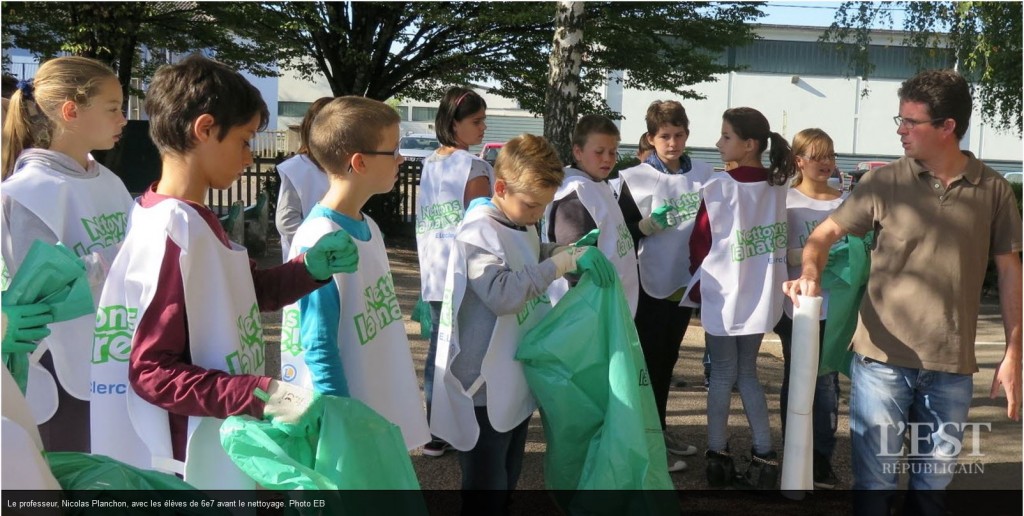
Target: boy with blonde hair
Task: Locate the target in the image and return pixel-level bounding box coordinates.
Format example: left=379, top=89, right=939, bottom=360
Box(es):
left=431, top=134, right=614, bottom=514
left=280, top=96, right=431, bottom=451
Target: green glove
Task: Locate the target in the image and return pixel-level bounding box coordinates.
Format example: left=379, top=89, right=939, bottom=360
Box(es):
left=1, top=302, right=53, bottom=353
left=651, top=204, right=674, bottom=229
left=574, top=247, right=615, bottom=287
left=303, top=230, right=359, bottom=281
left=572, top=229, right=600, bottom=248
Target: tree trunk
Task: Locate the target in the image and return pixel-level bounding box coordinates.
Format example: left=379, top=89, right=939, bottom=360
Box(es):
left=543, top=1, right=585, bottom=165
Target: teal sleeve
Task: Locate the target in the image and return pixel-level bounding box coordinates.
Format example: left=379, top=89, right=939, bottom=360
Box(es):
left=298, top=247, right=348, bottom=397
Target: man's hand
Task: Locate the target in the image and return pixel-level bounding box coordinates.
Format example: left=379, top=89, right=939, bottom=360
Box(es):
left=782, top=277, right=821, bottom=308
left=990, top=352, right=1022, bottom=421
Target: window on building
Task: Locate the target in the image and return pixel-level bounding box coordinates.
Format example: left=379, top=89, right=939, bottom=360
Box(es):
left=412, top=106, right=438, bottom=122
left=395, top=105, right=409, bottom=120
left=278, top=101, right=312, bottom=117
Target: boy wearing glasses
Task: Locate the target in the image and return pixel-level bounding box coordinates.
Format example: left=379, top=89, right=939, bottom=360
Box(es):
left=785, top=70, right=1021, bottom=513
left=282, top=96, right=430, bottom=451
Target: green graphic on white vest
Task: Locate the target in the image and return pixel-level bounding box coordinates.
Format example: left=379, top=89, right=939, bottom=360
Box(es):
left=667, top=192, right=701, bottom=223
left=93, top=305, right=139, bottom=364
left=416, top=200, right=462, bottom=235
left=74, top=211, right=128, bottom=257
left=280, top=306, right=301, bottom=357
left=516, top=294, right=551, bottom=325
left=615, top=222, right=635, bottom=258
left=0, top=258, right=9, bottom=291
left=354, top=272, right=403, bottom=345
left=226, top=303, right=265, bottom=374
left=439, top=286, right=454, bottom=328
left=731, top=222, right=787, bottom=262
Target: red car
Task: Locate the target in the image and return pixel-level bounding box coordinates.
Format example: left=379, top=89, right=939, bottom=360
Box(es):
left=479, top=142, right=504, bottom=166
left=849, top=161, right=888, bottom=189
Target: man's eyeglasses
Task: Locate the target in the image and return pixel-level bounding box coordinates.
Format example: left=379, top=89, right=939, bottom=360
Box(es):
left=893, top=116, right=946, bottom=129
left=359, top=147, right=402, bottom=159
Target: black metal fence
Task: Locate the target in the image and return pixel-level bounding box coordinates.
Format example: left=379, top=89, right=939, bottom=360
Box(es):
left=209, top=156, right=422, bottom=236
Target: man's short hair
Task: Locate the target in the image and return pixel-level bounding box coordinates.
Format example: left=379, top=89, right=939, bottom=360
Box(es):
left=307, top=96, right=400, bottom=176
left=494, top=134, right=564, bottom=194
left=145, top=54, right=269, bottom=155
left=645, top=100, right=690, bottom=135
left=898, top=69, right=972, bottom=140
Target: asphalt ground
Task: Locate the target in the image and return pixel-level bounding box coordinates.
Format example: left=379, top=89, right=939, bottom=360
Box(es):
left=257, top=233, right=1022, bottom=513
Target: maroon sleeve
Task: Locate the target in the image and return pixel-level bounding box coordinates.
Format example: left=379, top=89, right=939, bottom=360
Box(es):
left=128, top=236, right=272, bottom=424
left=249, top=253, right=327, bottom=312
left=687, top=199, right=711, bottom=303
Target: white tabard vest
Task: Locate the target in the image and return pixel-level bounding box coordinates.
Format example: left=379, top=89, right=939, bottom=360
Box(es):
left=618, top=161, right=714, bottom=299
left=783, top=189, right=847, bottom=319
left=430, top=208, right=551, bottom=451
left=280, top=215, right=430, bottom=450
left=2, top=163, right=133, bottom=423
left=416, top=150, right=493, bottom=301
left=276, top=154, right=329, bottom=257
left=2, top=368, right=60, bottom=489
left=91, top=199, right=262, bottom=489
left=542, top=168, right=639, bottom=315
left=689, top=177, right=788, bottom=336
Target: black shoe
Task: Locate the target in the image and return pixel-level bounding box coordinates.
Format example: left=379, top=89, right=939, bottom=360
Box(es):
left=705, top=449, right=735, bottom=488
left=735, top=450, right=779, bottom=490
left=422, top=438, right=453, bottom=457
left=813, top=452, right=838, bottom=489
left=702, top=375, right=710, bottom=391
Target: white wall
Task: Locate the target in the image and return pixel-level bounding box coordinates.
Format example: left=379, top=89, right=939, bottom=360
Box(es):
left=618, top=71, right=1022, bottom=161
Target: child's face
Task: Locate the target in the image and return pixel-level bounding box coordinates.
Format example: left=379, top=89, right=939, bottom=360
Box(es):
left=647, top=124, right=688, bottom=163
left=69, top=77, right=126, bottom=151
left=795, top=146, right=836, bottom=185
left=715, top=120, right=752, bottom=164
left=357, top=123, right=404, bottom=194
left=493, top=179, right=555, bottom=227
left=452, top=108, right=486, bottom=148
left=199, top=113, right=260, bottom=189
left=572, top=133, right=619, bottom=181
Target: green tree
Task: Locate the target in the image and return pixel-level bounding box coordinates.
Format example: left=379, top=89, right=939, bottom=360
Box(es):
left=2, top=2, right=278, bottom=105
left=822, top=1, right=1022, bottom=135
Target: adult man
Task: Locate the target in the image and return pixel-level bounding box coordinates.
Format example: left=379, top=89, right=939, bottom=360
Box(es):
left=784, top=69, right=1021, bottom=513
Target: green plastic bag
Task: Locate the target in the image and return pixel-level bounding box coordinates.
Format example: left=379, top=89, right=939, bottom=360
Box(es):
left=517, top=275, right=678, bottom=516
left=819, top=232, right=873, bottom=378
left=412, top=296, right=432, bottom=339
left=221, top=395, right=426, bottom=514
left=44, top=452, right=224, bottom=515
left=2, top=240, right=94, bottom=393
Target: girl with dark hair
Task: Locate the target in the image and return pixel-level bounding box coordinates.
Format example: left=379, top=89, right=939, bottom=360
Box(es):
left=687, top=106, right=795, bottom=489
left=416, top=86, right=493, bottom=456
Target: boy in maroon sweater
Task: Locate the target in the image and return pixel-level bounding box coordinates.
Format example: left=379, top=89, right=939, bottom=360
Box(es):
left=91, top=55, right=358, bottom=486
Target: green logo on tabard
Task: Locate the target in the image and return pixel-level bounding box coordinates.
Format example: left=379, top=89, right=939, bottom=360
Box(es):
left=74, top=211, right=128, bottom=257
left=93, top=305, right=138, bottom=364
left=730, top=222, right=787, bottom=262
left=416, top=200, right=462, bottom=235
left=280, top=306, right=302, bottom=357
left=354, top=272, right=402, bottom=345
left=226, top=303, right=265, bottom=374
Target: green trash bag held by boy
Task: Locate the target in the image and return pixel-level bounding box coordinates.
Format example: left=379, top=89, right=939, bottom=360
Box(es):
left=819, top=232, right=873, bottom=378
left=517, top=274, right=678, bottom=516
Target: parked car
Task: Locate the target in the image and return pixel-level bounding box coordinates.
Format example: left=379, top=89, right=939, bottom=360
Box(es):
left=479, top=142, right=504, bottom=166
left=849, top=160, right=889, bottom=189
left=1001, top=171, right=1022, bottom=184
left=398, top=133, right=440, bottom=161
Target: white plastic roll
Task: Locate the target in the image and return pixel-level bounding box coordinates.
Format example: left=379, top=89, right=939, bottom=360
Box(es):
left=781, top=295, right=822, bottom=495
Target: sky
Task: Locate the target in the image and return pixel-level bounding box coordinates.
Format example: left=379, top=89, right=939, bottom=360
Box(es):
left=757, top=1, right=909, bottom=28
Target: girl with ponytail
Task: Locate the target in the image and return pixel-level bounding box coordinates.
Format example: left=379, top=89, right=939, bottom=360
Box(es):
left=1, top=56, right=134, bottom=452
left=686, top=106, right=794, bottom=489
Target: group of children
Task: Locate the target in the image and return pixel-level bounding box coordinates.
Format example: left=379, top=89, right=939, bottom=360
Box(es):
left=1, top=53, right=849, bottom=500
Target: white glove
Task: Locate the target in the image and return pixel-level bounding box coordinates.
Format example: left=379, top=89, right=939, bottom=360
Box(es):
left=259, top=379, right=318, bottom=426
left=549, top=246, right=582, bottom=278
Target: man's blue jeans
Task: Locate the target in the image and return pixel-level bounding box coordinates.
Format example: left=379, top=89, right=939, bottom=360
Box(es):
left=849, top=352, right=973, bottom=514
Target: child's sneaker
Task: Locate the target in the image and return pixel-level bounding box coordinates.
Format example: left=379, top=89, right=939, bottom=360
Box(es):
left=705, top=449, right=735, bottom=488
left=664, top=431, right=698, bottom=456
left=813, top=452, right=838, bottom=489
left=667, top=453, right=687, bottom=473
left=735, top=449, right=779, bottom=490
left=422, top=438, right=453, bottom=457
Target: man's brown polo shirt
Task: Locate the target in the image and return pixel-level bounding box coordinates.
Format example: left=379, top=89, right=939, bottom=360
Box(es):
left=830, top=152, right=1022, bottom=374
